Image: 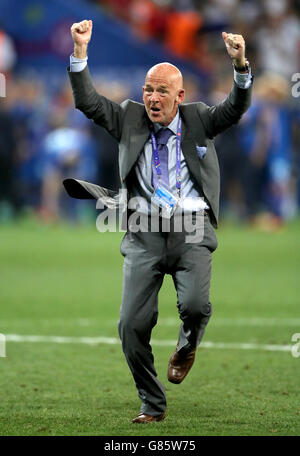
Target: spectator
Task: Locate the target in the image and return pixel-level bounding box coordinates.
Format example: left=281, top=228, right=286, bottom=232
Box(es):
left=39, top=109, right=98, bottom=222
left=164, top=9, right=202, bottom=59
left=255, top=0, right=300, bottom=79
left=129, top=0, right=168, bottom=40
left=0, top=27, right=17, bottom=78
left=238, top=73, right=295, bottom=228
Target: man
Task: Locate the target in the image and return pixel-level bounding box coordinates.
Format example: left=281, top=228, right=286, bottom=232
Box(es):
left=64, top=19, right=252, bottom=423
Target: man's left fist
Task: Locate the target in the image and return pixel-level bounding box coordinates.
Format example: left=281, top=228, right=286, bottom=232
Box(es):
left=222, top=31, right=246, bottom=68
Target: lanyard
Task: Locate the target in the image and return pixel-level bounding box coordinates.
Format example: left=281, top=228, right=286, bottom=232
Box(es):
left=150, top=116, right=182, bottom=197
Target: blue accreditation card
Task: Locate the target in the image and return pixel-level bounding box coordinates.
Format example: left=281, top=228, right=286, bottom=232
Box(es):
left=151, top=182, right=179, bottom=218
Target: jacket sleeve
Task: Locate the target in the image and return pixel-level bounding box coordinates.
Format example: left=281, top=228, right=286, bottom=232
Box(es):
left=197, top=80, right=253, bottom=139
left=67, top=65, right=129, bottom=142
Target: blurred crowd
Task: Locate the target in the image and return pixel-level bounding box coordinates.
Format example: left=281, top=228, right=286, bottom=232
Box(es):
left=0, top=0, right=300, bottom=229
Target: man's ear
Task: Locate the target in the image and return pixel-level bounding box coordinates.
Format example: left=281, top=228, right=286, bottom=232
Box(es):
left=177, top=89, right=185, bottom=104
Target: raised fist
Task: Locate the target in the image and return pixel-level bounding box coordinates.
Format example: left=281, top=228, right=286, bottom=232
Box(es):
left=222, top=31, right=246, bottom=66
left=71, top=20, right=93, bottom=46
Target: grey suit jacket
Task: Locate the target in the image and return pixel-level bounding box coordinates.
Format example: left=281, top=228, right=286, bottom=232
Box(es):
left=63, top=65, right=252, bottom=228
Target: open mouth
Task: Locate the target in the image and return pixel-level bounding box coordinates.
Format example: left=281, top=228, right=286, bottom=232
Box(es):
left=150, top=107, right=160, bottom=112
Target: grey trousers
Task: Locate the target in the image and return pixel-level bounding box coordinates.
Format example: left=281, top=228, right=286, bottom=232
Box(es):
left=118, top=212, right=218, bottom=416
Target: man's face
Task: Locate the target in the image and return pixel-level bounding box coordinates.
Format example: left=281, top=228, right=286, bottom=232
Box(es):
left=143, top=66, right=185, bottom=126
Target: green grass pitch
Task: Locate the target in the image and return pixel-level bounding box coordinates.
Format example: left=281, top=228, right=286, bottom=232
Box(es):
left=0, top=217, right=299, bottom=436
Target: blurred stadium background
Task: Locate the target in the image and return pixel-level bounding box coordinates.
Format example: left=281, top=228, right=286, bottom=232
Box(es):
left=0, top=0, right=300, bottom=436
left=0, top=0, right=300, bottom=225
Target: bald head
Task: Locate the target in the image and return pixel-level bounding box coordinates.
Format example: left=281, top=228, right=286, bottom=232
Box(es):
left=143, top=62, right=185, bottom=126
left=145, top=62, right=183, bottom=90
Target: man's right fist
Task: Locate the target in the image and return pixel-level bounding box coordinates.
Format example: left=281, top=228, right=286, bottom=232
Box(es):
left=71, top=20, right=93, bottom=46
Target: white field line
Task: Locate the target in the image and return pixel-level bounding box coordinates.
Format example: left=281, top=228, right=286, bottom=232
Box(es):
left=3, top=334, right=293, bottom=353
left=1, top=317, right=300, bottom=327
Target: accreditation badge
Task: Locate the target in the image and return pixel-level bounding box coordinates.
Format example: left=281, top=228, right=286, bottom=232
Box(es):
left=151, top=182, right=179, bottom=218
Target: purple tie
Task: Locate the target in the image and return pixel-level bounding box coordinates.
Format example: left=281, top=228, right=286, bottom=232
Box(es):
left=152, top=127, right=173, bottom=188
